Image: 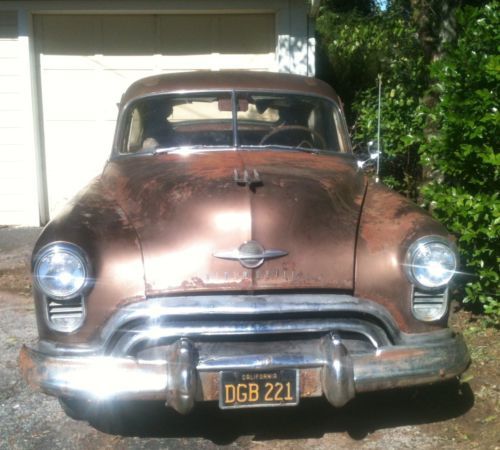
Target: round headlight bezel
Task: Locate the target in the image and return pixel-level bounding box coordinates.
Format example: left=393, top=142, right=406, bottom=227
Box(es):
left=33, top=242, right=91, bottom=300
left=404, top=236, right=458, bottom=291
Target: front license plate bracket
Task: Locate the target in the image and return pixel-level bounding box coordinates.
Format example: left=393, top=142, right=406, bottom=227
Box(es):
left=219, top=369, right=299, bottom=409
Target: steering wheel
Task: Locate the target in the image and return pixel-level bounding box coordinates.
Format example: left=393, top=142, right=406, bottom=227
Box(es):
left=259, top=125, right=326, bottom=150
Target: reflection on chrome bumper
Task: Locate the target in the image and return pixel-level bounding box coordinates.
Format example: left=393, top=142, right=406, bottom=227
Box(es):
left=19, top=331, right=469, bottom=414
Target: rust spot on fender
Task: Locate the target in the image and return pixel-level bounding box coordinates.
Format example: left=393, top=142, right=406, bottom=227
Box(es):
left=18, top=346, right=38, bottom=389
left=355, top=182, right=450, bottom=333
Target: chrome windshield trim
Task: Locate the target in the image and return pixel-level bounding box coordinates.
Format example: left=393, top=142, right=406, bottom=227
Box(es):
left=112, top=89, right=351, bottom=158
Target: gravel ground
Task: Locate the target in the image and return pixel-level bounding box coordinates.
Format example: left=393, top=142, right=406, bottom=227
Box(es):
left=0, top=227, right=496, bottom=450
left=0, top=227, right=40, bottom=271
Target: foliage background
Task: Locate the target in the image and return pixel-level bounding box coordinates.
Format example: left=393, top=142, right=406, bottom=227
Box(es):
left=316, top=0, right=499, bottom=322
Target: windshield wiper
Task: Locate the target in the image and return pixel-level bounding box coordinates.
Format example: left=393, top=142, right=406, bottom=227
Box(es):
left=150, top=144, right=322, bottom=155
left=244, top=144, right=321, bottom=154
left=153, top=145, right=230, bottom=155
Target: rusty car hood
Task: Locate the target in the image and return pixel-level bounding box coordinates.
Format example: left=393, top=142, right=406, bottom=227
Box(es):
left=102, top=151, right=366, bottom=295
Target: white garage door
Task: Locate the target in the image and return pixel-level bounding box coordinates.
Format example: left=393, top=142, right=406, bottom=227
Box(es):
left=34, top=14, right=276, bottom=217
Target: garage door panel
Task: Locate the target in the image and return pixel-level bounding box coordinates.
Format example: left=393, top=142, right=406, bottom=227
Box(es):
left=40, top=64, right=144, bottom=121
left=0, top=144, right=24, bottom=162
left=37, top=15, right=159, bottom=56
left=78, top=56, right=159, bottom=70
left=0, top=127, right=24, bottom=145
left=157, top=14, right=275, bottom=55
left=158, top=15, right=216, bottom=55
left=35, top=13, right=276, bottom=217
left=0, top=74, right=21, bottom=94
left=0, top=175, right=28, bottom=193
left=35, top=15, right=98, bottom=55
left=0, top=195, right=29, bottom=213
left=40, top=55, right=109, bottom=71
left=0, top=39, right=21, bottom=58
left=0, top=110, right=23, bottom=127
left=44, top=122, right=111, bottom=213
left=0, top=92, right=22, bottom=111
left=40, top=68, right=99, bottom=118
left=155, top=54, right=222, bottom=71
left=152, top=54, right=275, bottom=71
left=38, top=54, right=163, bottom=71
left=44, top=122, right=112, bottom=153
left=0, top=161, right=32, bottom=183
left=215, top=14, right=275, bottom=53
left=100, top=16, right=157, bottom=54
left=0, top=57, right=20, bottom=76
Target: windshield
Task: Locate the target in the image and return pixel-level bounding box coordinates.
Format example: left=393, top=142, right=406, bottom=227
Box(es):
left=119, top=91, right=350, bottom=154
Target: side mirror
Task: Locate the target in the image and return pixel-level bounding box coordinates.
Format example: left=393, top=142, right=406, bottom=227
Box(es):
left=356, top=141, right=381, bottom=169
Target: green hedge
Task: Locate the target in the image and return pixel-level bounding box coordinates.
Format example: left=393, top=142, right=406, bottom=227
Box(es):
left=317, top=2, right=499, bottom=322
left=420, top=2, right=499, bottom=321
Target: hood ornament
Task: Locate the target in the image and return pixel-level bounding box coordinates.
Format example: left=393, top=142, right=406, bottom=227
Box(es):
left=213, top=240, right=287, bottom=269
left=234, top=168, right=263, bottom=191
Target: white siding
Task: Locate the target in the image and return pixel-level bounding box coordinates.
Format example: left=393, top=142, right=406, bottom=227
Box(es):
left=0, top=11, right=39, bottom=225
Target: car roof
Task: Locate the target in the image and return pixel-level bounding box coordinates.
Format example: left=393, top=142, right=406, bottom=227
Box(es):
left=120, top=71, right=340, bottom=106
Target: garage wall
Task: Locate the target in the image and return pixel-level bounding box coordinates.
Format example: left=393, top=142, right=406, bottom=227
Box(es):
left=0, top=1, right=315, bottom=225
left=34, top=13, right=277, bottom=217
left=0, top=11, right=39, bottom=225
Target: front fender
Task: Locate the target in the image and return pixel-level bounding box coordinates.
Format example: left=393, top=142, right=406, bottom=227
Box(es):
left=33, top=178, right=146, bottom=345
left=354, top=182, right=453, bottom=333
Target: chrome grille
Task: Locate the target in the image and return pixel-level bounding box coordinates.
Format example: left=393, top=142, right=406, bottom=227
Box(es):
left=107, top=316, right=391, bottom=356
left=98, top=295, right=399, bottom=356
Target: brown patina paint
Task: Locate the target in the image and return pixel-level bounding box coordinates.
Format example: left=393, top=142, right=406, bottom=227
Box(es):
left=102, top=151, right=364, bottom=295
left=355, top=182, right=452, bottom=332
left=119, top=71, right=340, bottom=108
left=32, top=71, right=451, bottom=345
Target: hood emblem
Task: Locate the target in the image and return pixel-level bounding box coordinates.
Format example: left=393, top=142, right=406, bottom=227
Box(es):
left=213, top=240, right=288, bottom=269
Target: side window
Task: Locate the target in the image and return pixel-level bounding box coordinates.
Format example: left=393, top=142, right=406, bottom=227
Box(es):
left=332, top=106, right=350, bottom=153
left=308, top=103, right=340, bottom=152
left=127, top=108, right=144, bottom=153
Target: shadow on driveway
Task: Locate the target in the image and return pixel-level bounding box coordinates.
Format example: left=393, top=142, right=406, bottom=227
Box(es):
left=85, top=380, right=474, bottom=444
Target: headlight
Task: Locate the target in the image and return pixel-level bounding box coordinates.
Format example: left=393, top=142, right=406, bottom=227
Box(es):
left=33, top=243, right=89, bottom=299
left=404, top=236, right=458, bottom=290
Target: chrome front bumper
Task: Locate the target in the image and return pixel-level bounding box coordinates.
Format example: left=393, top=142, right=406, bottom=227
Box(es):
left=20, top=295, right=470, bottom=413
left=20, top=330, right=469, bottom=414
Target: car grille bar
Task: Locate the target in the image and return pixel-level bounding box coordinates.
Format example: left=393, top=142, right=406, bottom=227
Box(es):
left=46, top=296, right=85, bottom=332
left=100, top=293, right=400, bottom=349
left=412, top=288, right=448, bottom=321
left=107, top=317, right=391, bottom=356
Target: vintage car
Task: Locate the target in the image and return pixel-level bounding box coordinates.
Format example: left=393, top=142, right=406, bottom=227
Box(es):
left=20, top=71, right=469, bottom=419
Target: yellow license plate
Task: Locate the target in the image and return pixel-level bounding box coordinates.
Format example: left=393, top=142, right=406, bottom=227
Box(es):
left=219, top=369, right=299, bottom=409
